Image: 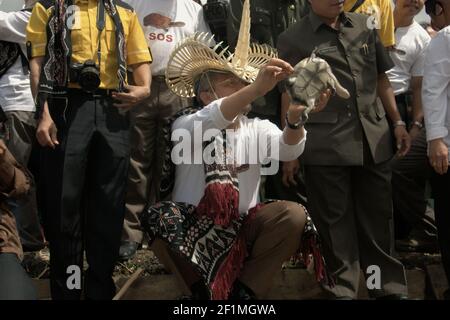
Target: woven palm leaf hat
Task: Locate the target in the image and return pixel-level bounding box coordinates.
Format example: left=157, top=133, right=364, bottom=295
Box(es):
left=165, top=0, right=278, bottom=98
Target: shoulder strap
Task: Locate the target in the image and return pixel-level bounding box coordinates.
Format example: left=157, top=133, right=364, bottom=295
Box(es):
left=0, top=42, right=22, bottom=78
left=349, top=0, right=365, bottom=12
left=19, top=49, right=29, bottom=75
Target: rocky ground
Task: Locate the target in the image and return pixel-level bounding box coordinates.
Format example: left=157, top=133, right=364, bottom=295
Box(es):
left=23, top=245, right=445, bottom=300
left=21, top=243, right=167, bottom=280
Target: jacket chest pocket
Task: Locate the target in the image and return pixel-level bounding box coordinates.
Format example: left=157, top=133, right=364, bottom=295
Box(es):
left=69, top=8, right=91, bottom=53
left=71, top=26, right=84, bottom=52
left=360, top=44, right=376, bottom=63
left=104, top=18, right=116, bottom=52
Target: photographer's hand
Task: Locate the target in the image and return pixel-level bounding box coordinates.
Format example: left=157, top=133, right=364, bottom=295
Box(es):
left=36, top=102, right=59, bottom=149
left=112, top=62, right=152, bottom=112
left=112, top=84, right=151, bottom=111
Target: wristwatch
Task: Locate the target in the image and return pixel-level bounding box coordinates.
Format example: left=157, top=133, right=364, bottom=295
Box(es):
left=393, top=120, right=406, bottom=128
left=285, top=111, right=307, bottom=130
left=410, top=120, right=424, bottom=129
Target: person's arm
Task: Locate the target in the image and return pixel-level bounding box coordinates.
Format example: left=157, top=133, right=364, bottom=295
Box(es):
left=220, top=58, right=293, bottom=121
left=409, top=35, right=430, bottom=140
left=112, top=62, right=151, bottom=111
left=378, top=73, right=402, bottom=122
left=111, top=11, right=152, bottom=110
left=282, top=90, right=329, bottom=146
left=27, top=2, right=59, bottom=149
left=280, top=91, right=290, bottom=129
left=423, top=33, right=450, bottom=175
left=279, top=91, right=300, bottom=186
left=409, top=76, right=424, bottom=140
left=0, top=10, right=31, bottom=44
left=173, top=59, right=294, bottom=138
left=30, top=56, right=58, bottom=148
left=378, top=73, right=411, bottom=156
left=29, top=57, right=43, bottom=99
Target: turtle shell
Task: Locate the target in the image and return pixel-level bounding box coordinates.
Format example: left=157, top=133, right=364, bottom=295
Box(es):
left=287, top=56, right=335, bottom=106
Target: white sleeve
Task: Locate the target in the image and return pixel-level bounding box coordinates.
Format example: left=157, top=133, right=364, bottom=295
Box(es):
left=411, top=35, right=430, bottom=77
left=422, top=32, right=450, bottom=142
left=172, top=98, right=236, bottom=135
left=0, top=10, right=31, bottom=44
left=257, top=119, right=306, bottom=162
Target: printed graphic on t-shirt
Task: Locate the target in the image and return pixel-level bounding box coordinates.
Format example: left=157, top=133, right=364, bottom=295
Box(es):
left=143, top=13, right=186, bottom=30
left=143, top=11, right=187, bottom=43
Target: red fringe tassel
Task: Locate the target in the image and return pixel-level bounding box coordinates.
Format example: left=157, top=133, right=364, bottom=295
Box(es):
left=301, top=236, right=335, bottom=288
left=209, top=206, right=259, bottom=300
left=196, top=183, right=240, bottom=227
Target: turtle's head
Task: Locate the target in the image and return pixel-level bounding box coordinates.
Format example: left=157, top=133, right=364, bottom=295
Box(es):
left=287, top=76, right=297, bottom=87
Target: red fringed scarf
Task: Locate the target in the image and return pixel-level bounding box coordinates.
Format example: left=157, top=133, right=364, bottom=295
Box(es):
left=194, top=130, right=251, bottom=299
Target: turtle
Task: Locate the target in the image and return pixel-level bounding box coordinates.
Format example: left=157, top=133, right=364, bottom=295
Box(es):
left=285, top=51, right=350, bottom=118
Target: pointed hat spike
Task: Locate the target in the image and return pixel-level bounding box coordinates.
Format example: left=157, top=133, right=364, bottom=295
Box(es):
left=233, top=0, right=251, bottom=68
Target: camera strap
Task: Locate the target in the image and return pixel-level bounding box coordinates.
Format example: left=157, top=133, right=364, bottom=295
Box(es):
left=349, top=0, right=366, bottom=12
left=96, top=0, right=106, bottom=71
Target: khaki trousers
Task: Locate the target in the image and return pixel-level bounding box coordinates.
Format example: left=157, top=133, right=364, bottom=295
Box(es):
left=152, top=201, right=306, bottom=299
left=123, top=77, right=189, bottom=243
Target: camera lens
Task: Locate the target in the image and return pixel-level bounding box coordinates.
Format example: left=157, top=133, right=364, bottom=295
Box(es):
left=79, top=66, right=101, bottom=92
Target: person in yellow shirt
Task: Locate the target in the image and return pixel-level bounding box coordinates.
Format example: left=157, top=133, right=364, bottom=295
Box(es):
left=26, top=0, right=151, bottom=300
left=344, top=0, right=396, bottom=47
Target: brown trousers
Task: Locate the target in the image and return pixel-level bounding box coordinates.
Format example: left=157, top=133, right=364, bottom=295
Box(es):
left=123, top=78, right=189, bottom=243
left=0, top=141, right=30, bottom=259
left=152, top=201, right=306, bottom=299
left=305, top=158, right=408, bottom=299
left=4, top=111, right=45, bottom=251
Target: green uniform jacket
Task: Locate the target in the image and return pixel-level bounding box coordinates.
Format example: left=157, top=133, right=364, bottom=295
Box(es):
left=278, top=11, right=394, bottom=166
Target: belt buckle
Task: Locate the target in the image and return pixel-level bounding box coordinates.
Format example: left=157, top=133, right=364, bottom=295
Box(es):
left=92, top=89, right=106, bottom=98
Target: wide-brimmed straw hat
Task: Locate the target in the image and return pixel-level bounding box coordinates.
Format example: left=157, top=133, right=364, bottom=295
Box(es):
left=165, top=0, right=278, bottom=98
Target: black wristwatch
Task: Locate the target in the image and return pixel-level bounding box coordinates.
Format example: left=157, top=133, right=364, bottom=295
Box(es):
left=285, top=111, right=307, bottom=130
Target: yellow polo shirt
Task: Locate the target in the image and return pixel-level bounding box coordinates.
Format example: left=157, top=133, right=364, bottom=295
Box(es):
left=26, top=0, right=152, bottom=89
left=344, top=0, right=395, bottom=47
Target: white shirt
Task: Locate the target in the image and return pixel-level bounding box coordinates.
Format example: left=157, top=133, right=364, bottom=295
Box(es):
left=125, top=0, right=211, bottom=76
left=0, top=10, right=35, bottom=112
left=386, top=21, right=430, bottom=95
left=422, top=26, right=450, bottom=153
left=171, top=99, right=306, bottom=213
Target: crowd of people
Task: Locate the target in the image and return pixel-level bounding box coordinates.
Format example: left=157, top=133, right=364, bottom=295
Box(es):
left=0, top=0, right=449, bottom=301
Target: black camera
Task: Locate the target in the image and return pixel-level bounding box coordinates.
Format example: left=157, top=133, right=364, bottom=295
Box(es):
left=203, top=0, right=229, bottom=44
left=70, top=60, right=101, bottom=92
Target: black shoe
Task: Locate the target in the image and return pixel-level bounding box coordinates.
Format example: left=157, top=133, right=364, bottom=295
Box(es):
left=376, top=294, right=408, bottom=300
left=395, top=237, right=439, bottom=253
left=118, top=241, right=139, bottom=261
left=177, top=281, right=210, bottom=300
left=229, top=280, right=256, bottom=300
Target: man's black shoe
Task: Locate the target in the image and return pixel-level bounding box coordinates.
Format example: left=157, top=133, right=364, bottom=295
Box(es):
left=229, top=280, right=256, bottom=300
left=118, top=241, right=139, bottom=261
left=395, top=237, right=439, bottom=253
left=177, top=281, right=210, bottom=300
